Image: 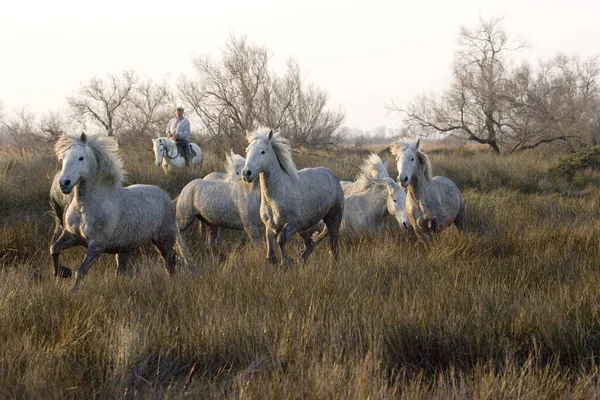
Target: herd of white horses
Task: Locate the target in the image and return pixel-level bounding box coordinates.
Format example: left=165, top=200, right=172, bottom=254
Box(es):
left=49, top=128, right=466, bottom=289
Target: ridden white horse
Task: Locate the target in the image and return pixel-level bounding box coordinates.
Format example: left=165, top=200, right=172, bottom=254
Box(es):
left=341, top=153, right=390, bottom=194
left=152, top=136, right=203, bottom=173
left=242, top=128, right=344, bottom=264
left=51, top=132, right=193, bottom=289
left=391, top=139, right=466, bottom=246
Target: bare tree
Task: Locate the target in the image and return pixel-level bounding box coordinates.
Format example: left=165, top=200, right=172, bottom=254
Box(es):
left=504, top=54, right=599, bottom=151
left=67, top=71, right=137, bottom=136
left=120, top=78, right=173, bottom=139
left=1, top=107, right=44, bottom=157
left=179, top=34, right=344, bottom=151
left=392, top=17, right=522, bottom=153
left=39, top=110, right=67, bottom=141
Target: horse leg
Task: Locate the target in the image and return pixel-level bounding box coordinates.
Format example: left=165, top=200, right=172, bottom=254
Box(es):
left=265, top=228, right=278, bottom=264
left=454, top=202, right=468, bottom=233
left=323, top=209, right=343, bottom=261
left=115, top=252, right=130, bottom=276
left=299, top=230, right=315, bottom=263
left=153, top=239, right=176, bottom=274
left=72, top=244, right=103, bottom=291
left=414, top=226, right=432, bottom=248
left=277, top=221, right=300, bottom=265
left=50, top=230, right=83, bottom=279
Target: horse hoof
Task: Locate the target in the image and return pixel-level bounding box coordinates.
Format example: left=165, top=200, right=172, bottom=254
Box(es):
left=55, top=265, right=72, bottom=279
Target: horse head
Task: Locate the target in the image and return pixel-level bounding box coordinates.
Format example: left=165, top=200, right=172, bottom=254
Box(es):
left=57, top=132, right=92, bottom=194
left=393, top=139, right=423, bottom=188
left=242, top=128, right=275, bottom=183
left=383, top=178, right=411, bottom=230
left=152, top=138, right=165, bottom=166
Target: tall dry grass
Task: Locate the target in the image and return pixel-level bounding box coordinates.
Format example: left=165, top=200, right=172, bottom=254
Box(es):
left=2, top=139, right=600, bottom=398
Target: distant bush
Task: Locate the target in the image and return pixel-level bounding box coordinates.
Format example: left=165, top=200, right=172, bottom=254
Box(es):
left=549, top=146, right=600, bottom=180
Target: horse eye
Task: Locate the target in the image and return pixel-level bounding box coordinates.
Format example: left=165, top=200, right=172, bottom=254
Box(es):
left=393, top=199, right=397, bottom=203
left=260, top=150, right=265, bottom=154
left=79, top=157, right=84, bottom=161
left=410, top=157, right=414, bottom=161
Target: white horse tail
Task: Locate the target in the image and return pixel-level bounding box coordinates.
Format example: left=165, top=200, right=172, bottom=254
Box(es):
left=174, top=229, right=195, bottom=271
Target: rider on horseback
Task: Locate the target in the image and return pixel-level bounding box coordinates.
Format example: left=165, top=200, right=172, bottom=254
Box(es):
left=166, top=106, right=192, bottom=165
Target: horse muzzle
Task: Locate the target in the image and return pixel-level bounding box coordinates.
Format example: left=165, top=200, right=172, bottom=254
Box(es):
left=398, top=175, right=409, bottom=188
left=60, top=179, right=74, bottom=194
left=242, top=169, right=255, bottom=183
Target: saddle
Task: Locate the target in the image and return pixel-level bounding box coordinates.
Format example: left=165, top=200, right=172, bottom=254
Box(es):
left=174, top=141, right=196, bottom=164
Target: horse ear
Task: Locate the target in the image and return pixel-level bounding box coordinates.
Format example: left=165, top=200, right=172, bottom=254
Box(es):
left=268, top=129, right=274, bottom=140
left=80, top=132, right=87, bottom=144
left=415, top=138, right=420, bottom=149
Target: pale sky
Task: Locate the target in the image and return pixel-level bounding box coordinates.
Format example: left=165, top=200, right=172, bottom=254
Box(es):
left=1, top=0, right=599, bottom=131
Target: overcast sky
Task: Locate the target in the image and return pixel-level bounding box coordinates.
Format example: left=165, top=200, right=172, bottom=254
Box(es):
left=1, top=0, right=598, bottom=131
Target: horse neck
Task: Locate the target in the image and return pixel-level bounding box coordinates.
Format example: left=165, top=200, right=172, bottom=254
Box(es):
left=259, top=159, right=289, bottom=202
left=163, top=139, right=177, bottom=158
left=72, top=177, right=114, bottom=205
left=407, top=164, right=431, bottom=199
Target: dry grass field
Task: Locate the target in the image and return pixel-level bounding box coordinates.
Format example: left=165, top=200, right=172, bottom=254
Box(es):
left=3, top=138, right=600, bottom=398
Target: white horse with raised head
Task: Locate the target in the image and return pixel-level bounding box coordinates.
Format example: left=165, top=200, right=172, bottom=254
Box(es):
left=51, top=132, right=193, bottom=289
left=203, top=150, right=245, bottom=181
left=242, top=128, right=344, bottom=264
left=391, top=139, right=466, bottom=246
left=152, top=136, right=203, bottom=173
left=341, top=153, right=390, bottom=194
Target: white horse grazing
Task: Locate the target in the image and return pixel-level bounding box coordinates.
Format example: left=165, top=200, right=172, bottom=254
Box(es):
left=391, top=139, right=466, bottom=245
left=51, top=132, right=193, bottom=289
left=203, top=150, right=245, bottom=181
left=341, top=153, right=390, bottom=195
left=314, top=177, right=410, bottom=242
left=242, top=128, right=344, bottom=264
left=152, top=136, right=203, bottom=173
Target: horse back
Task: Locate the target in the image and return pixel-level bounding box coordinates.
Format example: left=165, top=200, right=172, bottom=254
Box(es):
left=294, top=167, right=344, bottom=226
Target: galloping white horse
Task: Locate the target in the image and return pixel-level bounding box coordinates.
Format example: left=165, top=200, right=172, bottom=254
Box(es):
left=152, top=136, right=202, bottom=173
left=51, top=132, right=193, bottom=289
left=391, top=139, right=466, bottom=245
left=242, top=128, right=344, bottom=264
left=314, top=177, right=410, bottom=242
left=341, top=153, right=390, bottom=194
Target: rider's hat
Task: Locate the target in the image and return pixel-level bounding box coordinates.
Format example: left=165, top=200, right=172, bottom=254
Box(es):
left=175, top=105, right=184, bottom=111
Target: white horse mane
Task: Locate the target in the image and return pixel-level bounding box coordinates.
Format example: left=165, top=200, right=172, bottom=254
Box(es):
left=247, top=127, right=299, bottom=180
left=390, top=141, right=432, bottom=181
left=55, top=133, right=125, bottom=187
left=353, top=153, right=389, bottom=188
left=224, top=150, right=245, bottom=180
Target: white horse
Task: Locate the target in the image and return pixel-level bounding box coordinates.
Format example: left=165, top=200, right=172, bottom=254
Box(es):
left=203, top=150, right=245, bottom=181
left=314, top=177, right=410, bottom=242
left=152, top=136, right=203, bottom=173
left=341, top=153, right=390, bottom=194
left=175, top=164, right=263, bottom=247
left=51, top=132, right=193, bottom=289
left=175, top=150, right=261, bottom=248
left=391, top=139, right=466, bottom=246
left=242, top=128, right=344, bottom=264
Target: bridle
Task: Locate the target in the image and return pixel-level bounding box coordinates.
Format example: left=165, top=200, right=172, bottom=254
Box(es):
left=158, top=138, right=179, bottom=161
